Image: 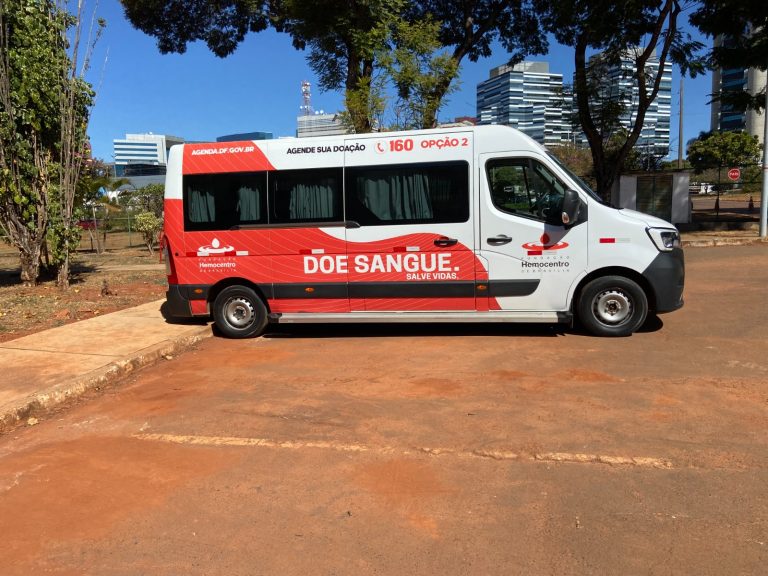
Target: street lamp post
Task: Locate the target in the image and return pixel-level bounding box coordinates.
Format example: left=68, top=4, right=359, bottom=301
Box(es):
left=761, top=79, right=768, bottom=238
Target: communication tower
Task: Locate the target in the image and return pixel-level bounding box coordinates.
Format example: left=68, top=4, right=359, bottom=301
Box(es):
left=300, top=81, right=313, bottom=116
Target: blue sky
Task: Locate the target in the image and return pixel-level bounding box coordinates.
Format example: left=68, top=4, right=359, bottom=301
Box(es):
left=86, top=0, right=713, bottom=162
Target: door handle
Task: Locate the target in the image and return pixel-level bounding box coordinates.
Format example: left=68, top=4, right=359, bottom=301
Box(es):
left=487, top=235, right=513, bottom=246
left=434, top=237, right=458, bottom=247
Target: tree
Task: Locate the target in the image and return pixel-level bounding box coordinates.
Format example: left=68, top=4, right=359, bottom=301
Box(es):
left=120, top=0, right=270, bottom=57
left=686, top=131, right=762, bottom=174
left=119, top=183, right=164, bottom=217
left=690, top=0, right=768, bottom=113
left=0, top=0, right=66, bottom=284
left=378, top=17, right=458, bottom=130
left=273, top=0, right=403, bottom=133
left=71, top=159, right=127, bottom=254
left=534, top=0, right=704, bottom=200
left=121, top=0, right=394, bottom=133
left=287, top=0, right=547, bottom=130
left=0, top=0, right=100, bottom=286
left=407, top=0, right=547, bottom=129
left=54, top=1, right=104, bottom=288
left=121, top=1, right=547, bottom=132
left=548, top=143, right=597, bottom=189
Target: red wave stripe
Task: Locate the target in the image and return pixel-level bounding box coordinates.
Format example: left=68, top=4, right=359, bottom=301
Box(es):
left=183, top=141, right=276, bottom=174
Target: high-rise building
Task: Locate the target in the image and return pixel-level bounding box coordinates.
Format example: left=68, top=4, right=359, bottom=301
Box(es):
left=710, top=37, right=766, bottom=145
left=112, top=133, right=184, bottom=177
left=584, top=48, right=672, bottom=159
left=477, top=62, right=572, bottom=146
left=476, top=52, right=672, bottom=161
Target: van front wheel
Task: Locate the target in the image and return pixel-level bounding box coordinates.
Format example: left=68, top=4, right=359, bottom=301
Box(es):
left=577, top=276, right=648, bottom=337
left=213, top=286, right=268, bottom=339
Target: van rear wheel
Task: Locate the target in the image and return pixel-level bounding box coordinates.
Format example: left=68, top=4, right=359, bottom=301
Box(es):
left=213, top=286, right=268, bottom=339
left=577, top=276, right=648, bottom=337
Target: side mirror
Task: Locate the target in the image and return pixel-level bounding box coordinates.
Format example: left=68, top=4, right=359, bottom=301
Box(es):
left=561, top=189, right=581, bottom=226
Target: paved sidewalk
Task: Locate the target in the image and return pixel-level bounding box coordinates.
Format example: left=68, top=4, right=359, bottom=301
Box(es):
left=0, top=300, right=211, bottom=432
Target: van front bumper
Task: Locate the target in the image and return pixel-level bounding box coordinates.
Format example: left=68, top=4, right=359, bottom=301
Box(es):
left=642, top=248, right=685, bottom=313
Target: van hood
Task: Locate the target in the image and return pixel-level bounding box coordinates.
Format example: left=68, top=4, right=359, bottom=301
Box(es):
left=618, top=208, right=677, bottom=230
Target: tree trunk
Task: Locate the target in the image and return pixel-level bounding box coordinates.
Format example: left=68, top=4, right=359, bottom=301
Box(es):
left=422, top=73, right=455, bottom=129
left=57, top=254, right=70, bottom=289
left=19, top=246, right=42, bottom=286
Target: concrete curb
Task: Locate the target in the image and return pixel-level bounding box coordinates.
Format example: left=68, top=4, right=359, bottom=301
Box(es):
left=0, top=324, right=212, bottom=434
left=682, top=237, right=768, bottom=248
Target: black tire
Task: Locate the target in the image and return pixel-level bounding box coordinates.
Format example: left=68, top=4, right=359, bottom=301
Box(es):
left=577, top=276, right=648, bottom=337
left=212, top=285, right=268, bottom=339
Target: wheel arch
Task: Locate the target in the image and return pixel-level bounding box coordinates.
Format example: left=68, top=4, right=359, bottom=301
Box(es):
left=208, top=278, right=271, bottom=312
left=572, top=267, right=656, bottom=314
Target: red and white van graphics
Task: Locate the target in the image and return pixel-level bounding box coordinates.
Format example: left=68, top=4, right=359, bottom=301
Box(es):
left=163, top=125, right=684, bottom=337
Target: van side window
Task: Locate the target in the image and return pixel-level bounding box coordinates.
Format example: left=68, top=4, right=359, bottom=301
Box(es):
left=486, top=159, right=566, bottom=225
left=184, top=172, right=267, bottom=231
left=346, top=161, right=469, bottom=226
left=269, top=168, right=343, bottom=224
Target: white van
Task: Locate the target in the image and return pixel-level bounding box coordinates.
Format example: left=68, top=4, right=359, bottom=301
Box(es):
left=162, top=125, right=684, bottom=337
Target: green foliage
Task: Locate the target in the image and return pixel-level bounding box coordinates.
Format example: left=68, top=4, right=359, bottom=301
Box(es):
left=134, top=211, right=162, bottom=254
left=136, top=183, right=165, bottom=217
left=0, top=0, right=65, bottom=200
left=277, top=0, right=401, bottom=133
left=548, top=144, right=596, bottom=188
left=77, top=159, right=114, bottom=207
left=379, top=17, right=458, bottom=130
left=46, top=216, right=83, bottom=268
left=119, top=183, right=165, bottom=217
left=0, top=0, right=69, bottom=283
left=691, top=0, right=768, bottom=66
left=389, top=0, right=547, bottom=129
left=120, top=0, right=270, bottom=56
left=338, top=75, right=388, bottom=134
left=691, top=1, right=768, bottom=112
left=686, top=131, right=762, bottom=174
left=0, top=0, right=100, bottom=285
left=533, top=0, right=705, bottom=199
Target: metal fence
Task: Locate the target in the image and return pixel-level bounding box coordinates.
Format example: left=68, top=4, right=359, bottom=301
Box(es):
left=76, top=215, right=160, bottom=252
left=1, top=215, right=159, bottom=256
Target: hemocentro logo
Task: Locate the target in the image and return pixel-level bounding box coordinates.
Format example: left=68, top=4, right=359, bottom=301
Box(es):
left=521, top=233, right=569, bottom=256
left=520, top=233, right=571, bottom=272
left=196, top=238, right=249, bottom=257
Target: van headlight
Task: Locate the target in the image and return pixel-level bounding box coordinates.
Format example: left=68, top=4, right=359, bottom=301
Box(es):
left=646, top=228, right=681, bottom=252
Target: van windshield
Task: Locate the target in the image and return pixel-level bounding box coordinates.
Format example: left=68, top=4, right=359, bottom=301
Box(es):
left=545, top=151, right=605, bottom=204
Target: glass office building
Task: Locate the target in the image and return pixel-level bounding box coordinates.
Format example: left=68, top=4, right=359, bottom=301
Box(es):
left=477, top=62, right=573, bottom=146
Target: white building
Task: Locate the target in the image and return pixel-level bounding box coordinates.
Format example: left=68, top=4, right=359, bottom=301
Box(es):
left=113, top=133, right=184, bottom=177
left=296, top=113, right=348, bottom=138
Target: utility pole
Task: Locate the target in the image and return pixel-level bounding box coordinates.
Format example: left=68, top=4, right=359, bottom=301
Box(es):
left=678, top=79, right=684, bottom=169
left=761, top=77, right=767, bottom=238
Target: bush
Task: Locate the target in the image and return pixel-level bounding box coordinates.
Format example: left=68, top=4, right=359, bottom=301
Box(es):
left=134, top=212, right=162, bottom=255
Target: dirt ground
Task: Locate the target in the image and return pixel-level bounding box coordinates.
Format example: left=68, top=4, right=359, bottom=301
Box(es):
left=0, top=247, right=166, bottom=343
left=0, top=244, right=766, bottom=575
